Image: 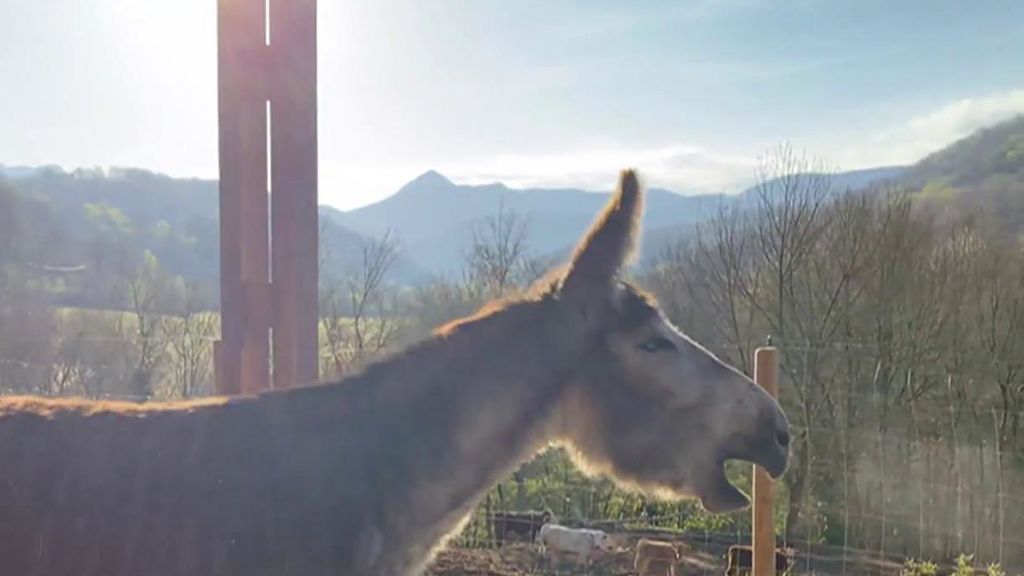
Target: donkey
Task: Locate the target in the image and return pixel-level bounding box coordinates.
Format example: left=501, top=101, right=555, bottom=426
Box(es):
left=0, top=169, right=789, bottom=576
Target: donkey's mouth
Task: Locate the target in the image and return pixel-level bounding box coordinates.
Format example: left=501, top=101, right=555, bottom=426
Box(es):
left=699, top=444, right=789, bottom=514
left=697, top=460, right=750, bottom=513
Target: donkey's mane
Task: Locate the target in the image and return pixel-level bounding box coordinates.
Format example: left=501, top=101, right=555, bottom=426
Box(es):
left=434, top=274, right=561, bottom=338
left=613, top=283, right=661, bottom=330
left=0, top=394, right=231, bottom=417
left=0, top=279, right=659, bottom=426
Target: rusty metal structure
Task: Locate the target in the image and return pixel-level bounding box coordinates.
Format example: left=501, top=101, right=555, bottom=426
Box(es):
left=215, top=0, right=318, bottom=394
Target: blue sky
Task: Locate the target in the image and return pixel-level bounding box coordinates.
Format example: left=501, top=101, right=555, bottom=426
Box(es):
left=1, top=0, right=1023, bottom=209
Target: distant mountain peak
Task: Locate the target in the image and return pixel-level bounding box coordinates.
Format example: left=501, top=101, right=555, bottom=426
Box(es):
left=388, top=170, right=457, bottom=201
left=406, top=170, right=453, bottom=189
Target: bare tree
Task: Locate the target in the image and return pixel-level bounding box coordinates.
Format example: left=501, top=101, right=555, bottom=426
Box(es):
left=403, top=276, right=483, bottom=344
left=123, top=250, right=169, bottom=398
left=466, top=200, right=531, bottom=297
left=0, top=183, right=56, bottom=394
left=750, top=143, right=833, bottom=340
left=320, top=231, right=400, bottom=377
left=688, top=202, right=762, bottom=369
left=401, top=204, right=544, bottom=345
left=50, top=310, right=133, bottom=399
left=517, top=254, right=559, bottom=287
left=162, top=282, right=216, bottom=398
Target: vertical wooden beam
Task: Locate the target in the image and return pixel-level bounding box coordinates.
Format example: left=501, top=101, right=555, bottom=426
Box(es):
left=753, top=346, right=780, bottom=576
left=269, top=0, right=319, bottom=389
left=217, top=0, right=268, bottom=395
left=218, top=0, right=318, bottom=394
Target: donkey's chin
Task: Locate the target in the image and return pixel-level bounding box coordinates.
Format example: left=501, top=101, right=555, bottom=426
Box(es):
left=696, top=462, right=750, bottom=514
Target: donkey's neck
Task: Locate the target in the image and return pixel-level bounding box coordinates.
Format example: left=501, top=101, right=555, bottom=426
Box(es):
left=308, top=295, right=586, bottom=573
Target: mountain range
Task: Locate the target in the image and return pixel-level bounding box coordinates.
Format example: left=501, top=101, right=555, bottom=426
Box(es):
left=323, top=165, right=906, bottom=274
left=3, top=114, right=1022, bottom=293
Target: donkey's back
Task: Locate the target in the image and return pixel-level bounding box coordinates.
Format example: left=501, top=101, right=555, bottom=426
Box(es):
left=0, top=394, right=368, bottom=576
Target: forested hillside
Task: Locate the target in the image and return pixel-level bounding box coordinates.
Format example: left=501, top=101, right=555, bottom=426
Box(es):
left=905, top=114, right=1024, bottom=237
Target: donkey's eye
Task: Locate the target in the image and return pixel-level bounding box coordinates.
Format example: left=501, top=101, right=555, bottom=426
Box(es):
left=638, top=336, right=676, bottom=353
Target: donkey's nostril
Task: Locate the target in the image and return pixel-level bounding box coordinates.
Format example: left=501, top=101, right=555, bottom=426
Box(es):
left=776, top=428, right=791, bottom=449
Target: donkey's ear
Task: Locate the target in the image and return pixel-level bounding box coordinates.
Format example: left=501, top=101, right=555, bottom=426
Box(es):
left=560, top=169, right=644, bottom=299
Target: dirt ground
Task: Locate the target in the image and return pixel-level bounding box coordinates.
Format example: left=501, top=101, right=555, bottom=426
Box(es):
left=424, top=535, right=734, bottom=576
left=425, top=543, right=641, bottom=576
left=423, top=532, right=910, bottom=576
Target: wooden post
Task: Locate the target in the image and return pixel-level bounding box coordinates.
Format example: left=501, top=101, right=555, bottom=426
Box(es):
left=753, top=346, right=780, bottom=576
left=216, top=0, right=269, bottom=395
left=216, top=0, right=318, bottom=394
left=269, top=0, right=319, bottom=390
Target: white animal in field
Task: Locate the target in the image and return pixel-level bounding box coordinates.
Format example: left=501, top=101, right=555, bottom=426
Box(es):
left=536, top=523, right=615, bottom=567
left=581, top=528, right=618, bottom=552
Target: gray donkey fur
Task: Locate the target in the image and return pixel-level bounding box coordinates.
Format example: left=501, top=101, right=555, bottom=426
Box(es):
left=0, top=169, right=789, bottom=575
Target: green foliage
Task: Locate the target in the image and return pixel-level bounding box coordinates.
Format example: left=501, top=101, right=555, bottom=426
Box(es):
left=852, top=552, right=1011, bottom=576
left=456, top=445, right=765, bottom=543
left=926, top=553, right=1014, bottom=576
left=1002, top=134, right=1024, bottom=163
left=918, top=179, right=959, bottom=201
left=83, top=202, right=133, bottom=236
left=153, top=219, right=172, bottom=240
left=907, top=115, right=1024, bottom=237
left=986, top=562, right=1007, bottom=576
left=901, top=558, right=938, bottom=576
left=141, top=249, right=158, bottom=271
left=954, top=554, right=976, bottom=576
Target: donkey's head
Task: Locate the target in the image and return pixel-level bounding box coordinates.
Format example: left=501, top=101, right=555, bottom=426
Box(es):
left=550, top=169, right=790, bottom=513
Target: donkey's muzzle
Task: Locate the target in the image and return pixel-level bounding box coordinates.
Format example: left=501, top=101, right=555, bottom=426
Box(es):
left=759, top=418, right=791, bottom=479
left=728, top=418, right=790, bottom=479
left=756, top=441, right=789, bottom=479
left=759, top=400, right=791, bottom=479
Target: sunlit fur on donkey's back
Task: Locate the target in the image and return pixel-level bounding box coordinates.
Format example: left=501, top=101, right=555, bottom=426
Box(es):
left=0, top=169, right=789, bottom=576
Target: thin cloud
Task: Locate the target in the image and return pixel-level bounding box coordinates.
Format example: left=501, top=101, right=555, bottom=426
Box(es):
left=839, top=88, right=1024, bottom=168
left=440, top=146, right=758, bottom=195
left=329, top=90, right=1024, bottom=210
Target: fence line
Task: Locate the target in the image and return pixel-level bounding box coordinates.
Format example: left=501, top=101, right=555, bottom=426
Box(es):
left=465, top=508, right=1024, bottom=549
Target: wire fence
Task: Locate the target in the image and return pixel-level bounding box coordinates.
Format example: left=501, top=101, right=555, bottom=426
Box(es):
left=449, top=507, right=1022, bottom=575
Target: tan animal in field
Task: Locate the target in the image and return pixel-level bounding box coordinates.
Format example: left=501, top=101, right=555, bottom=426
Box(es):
left=634, top=538, right=681, bottom=576
left=0, top=169, right=790, bottom=576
